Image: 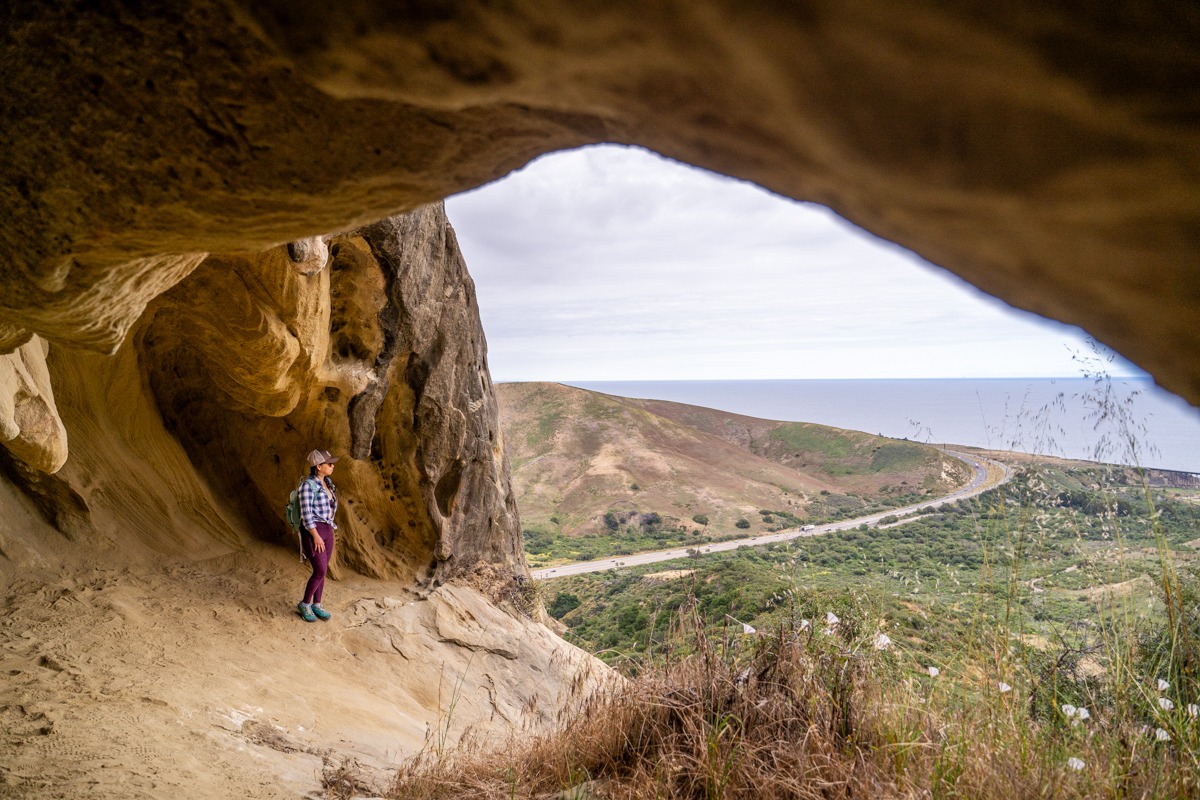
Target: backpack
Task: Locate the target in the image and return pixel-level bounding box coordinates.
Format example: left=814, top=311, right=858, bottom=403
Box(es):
left=285, top=476, right=311, bottom=561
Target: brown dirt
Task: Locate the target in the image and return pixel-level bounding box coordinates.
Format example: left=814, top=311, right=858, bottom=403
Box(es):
left=0, top=542, right=605, bottom=800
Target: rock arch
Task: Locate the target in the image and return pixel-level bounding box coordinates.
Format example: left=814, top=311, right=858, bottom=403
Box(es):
left=0, top=1, right=1196, bottom=578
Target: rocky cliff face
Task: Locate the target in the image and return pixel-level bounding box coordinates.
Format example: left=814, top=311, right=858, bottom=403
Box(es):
left=0, top=204, right=524, bottom=586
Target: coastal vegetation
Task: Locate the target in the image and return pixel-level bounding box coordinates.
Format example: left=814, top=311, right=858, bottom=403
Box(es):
left=548, top=464, right=1198, bottom=664
left=382, top=456, right=1200, bottom=798
left=372, top=379, right=1200, bottom=798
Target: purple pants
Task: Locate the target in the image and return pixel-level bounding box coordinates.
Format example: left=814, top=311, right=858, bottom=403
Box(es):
left=301, top=522, right=334, bottom=604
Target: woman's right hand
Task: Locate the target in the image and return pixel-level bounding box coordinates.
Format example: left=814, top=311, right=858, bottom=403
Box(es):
left=310, top=531, right=325, bottom=554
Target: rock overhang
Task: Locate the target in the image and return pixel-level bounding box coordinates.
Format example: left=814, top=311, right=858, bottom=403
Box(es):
left=0, top=0, right=1197, bottom=575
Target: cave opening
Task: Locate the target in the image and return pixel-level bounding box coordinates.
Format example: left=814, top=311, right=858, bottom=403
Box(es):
left=445, top=144, right=1200, bottom=472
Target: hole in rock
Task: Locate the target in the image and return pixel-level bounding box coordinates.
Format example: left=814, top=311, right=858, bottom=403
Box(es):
left=434, top=462, right=463, bottom=517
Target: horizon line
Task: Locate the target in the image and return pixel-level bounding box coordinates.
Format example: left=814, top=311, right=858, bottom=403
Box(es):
left=493, top=374, right=1152, bottom=384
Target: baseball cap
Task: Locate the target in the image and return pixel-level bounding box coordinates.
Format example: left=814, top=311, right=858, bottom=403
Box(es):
left=306, top=449, right=340, bottom=466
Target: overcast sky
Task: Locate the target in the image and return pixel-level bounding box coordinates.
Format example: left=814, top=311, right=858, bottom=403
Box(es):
left=445, top=144, right=1142, bottom=383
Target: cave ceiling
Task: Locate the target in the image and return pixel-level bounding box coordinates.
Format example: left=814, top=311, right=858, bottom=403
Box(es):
left=2, top=0, right=1197, bottom=400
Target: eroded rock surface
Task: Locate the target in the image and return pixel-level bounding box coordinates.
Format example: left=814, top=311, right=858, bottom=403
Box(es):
left=0, top=202, right=520, bottom=587
left=2, top=1, right=1198, bottom=402
left=133, top=204, right=522, bottom=583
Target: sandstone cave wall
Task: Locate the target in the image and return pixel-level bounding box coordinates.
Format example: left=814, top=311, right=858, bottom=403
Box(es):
left=0, top=205, right=524, bottom=585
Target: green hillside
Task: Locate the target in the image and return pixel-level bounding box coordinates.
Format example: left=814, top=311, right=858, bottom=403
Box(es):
left=496, top=382, right=971, bottom=564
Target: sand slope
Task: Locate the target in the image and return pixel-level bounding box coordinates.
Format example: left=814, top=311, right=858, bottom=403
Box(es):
left=0, top=543, right=603, bottom=799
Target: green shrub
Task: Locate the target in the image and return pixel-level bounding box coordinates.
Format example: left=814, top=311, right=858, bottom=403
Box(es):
left=547, top=591, right=581, bottom=619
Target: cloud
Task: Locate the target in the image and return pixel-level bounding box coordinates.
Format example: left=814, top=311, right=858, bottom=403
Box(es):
left=446, top=145, right=1141, bottom=381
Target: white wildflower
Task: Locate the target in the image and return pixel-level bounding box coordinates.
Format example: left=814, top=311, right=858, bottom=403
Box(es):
left=1187, top=704, right=1199, bottom=718
left=1158, top=679, right=1170, bottom=692
left=998, top=681, right=1012, bottom=694
left=1066, top=757, right=1085, bottom=772
left=872, top=633, right=892, bottom=650
left=826, top=611, right=840, bottom=626
left=1061, top=704, right=1077, bottom=718
left=1159, top=697, right=1174, bottom=712
left=1155, top=727, right=1170, bottom=742
left=1077, top=707, right=1090, bottom=721
left=798, top=618, right=810, bottom=631
left=927, top=666, right=940, bottom=678
left=742, top=623, right=756, bottom=635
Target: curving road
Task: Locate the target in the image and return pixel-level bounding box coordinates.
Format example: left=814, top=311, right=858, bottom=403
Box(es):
left=531, top=449, right=1010, bottom=581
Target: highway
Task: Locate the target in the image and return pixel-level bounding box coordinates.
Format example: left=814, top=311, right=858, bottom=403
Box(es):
left=530, top=449, right=1010, bottom=581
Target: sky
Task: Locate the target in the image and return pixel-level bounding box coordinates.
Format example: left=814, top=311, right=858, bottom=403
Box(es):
left=445, top=144, right=1143, bottom=383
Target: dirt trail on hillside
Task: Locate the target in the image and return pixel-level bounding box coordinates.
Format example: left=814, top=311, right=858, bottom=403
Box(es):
left=0, top=546, right=604, bottom=799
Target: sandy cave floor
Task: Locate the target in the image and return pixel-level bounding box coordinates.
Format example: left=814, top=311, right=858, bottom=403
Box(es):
left=0, top=544, right=586, bottom=800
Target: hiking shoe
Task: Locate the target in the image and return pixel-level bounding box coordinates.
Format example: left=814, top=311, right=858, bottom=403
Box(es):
left=297, top=602, right=317, bottom=623
left=311, top=604, right=332, bottom=621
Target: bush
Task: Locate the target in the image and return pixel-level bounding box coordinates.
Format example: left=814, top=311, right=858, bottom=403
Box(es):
left=1137, top=563, right=1200, bottom=700
left=522, top=528, right=552, bottom=555
left=735, top=518, right=751, bottom=529
left=692, top=514, right=708, bottom=526
left=546, top=591, right=581, bottom=619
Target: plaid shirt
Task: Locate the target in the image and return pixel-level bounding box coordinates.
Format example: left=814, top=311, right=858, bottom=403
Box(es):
left=298, top=476, right=338, bottom=531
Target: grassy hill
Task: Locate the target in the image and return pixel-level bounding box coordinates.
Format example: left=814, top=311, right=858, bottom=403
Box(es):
left=390, top=455, right=1200, bottom=798
left=496, top=383, right=971, bottom=562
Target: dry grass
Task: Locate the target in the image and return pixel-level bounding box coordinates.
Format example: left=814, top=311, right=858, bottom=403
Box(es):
left=381, top=599, right=1198, bottom=800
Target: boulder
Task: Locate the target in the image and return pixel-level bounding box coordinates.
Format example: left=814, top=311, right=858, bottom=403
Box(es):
left=0, top=337, right=67, bottom=474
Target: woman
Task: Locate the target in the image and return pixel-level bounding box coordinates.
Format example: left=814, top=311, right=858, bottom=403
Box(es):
left=297, top=448, right=339, bottom=622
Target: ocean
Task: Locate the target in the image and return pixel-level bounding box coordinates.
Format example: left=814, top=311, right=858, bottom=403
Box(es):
left=564, top=378, right=1200, bottom=473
